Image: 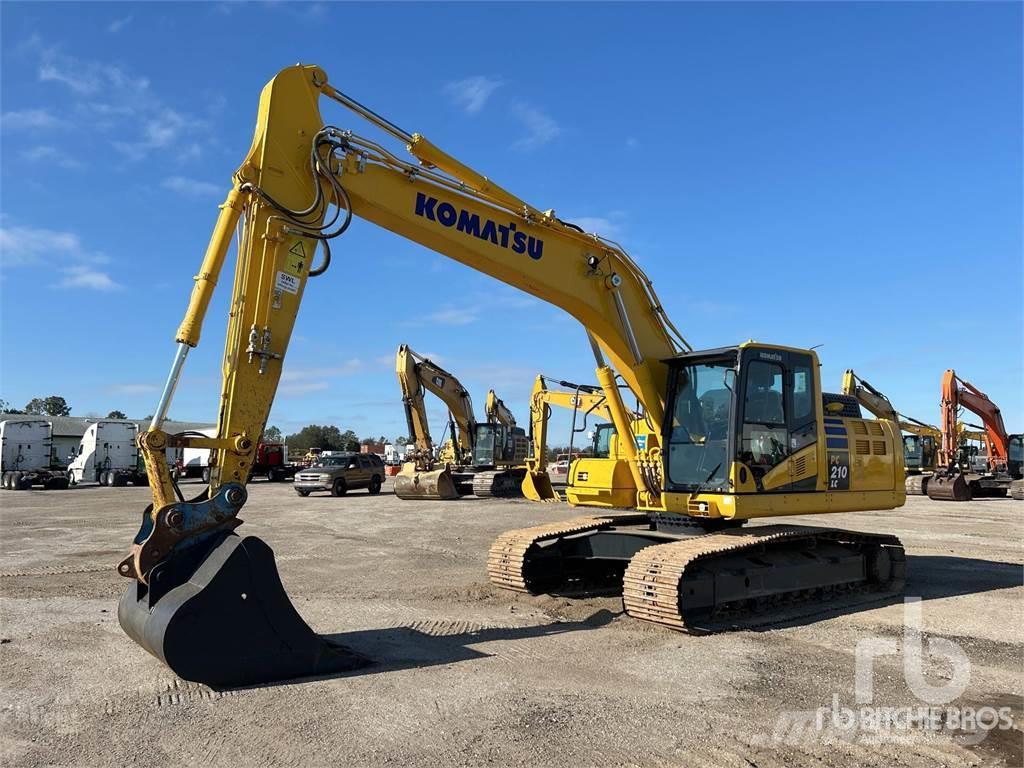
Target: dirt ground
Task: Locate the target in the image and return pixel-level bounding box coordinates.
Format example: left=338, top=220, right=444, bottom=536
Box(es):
left=1, top=479, right=1021, bottom=767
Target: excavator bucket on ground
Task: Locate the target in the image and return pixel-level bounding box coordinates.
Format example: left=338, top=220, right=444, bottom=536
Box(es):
left=393, top=464, right=459, bottom=500
left=118, top=533, right=368, bottom=687
left=522, top=469, right=561, bottom=502
left=926, top=471, right=972, bottom=501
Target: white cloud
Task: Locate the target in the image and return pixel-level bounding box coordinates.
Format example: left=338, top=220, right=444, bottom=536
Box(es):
left=564, top=212, right=626, bottom=239
left=1, top=108, right=60, bottom=131
left=21, top=145, right=83, bottom=170
left=427, top=307, right=479, bottom=326
left=112, top=383, right=159, bottom=395
left=56, top=265, right=122, bottom=291
left=1, top=222, right=120, bottom=291
left=279, top=380, right=330, bottom=396
left=444, top=76, right=502, bottom=114
left=108, top=16, right=133, bottom=33
left=38, top=63, right=101, bottom=95
left=22, top=37, right=208, bottom=162
left=0, top=224, right=83, bottom=268
left=161, top=176, right=222, bottom=198
left=278, top=358, right=364, bottom=395
left=511, top=103, right=560, bottom=151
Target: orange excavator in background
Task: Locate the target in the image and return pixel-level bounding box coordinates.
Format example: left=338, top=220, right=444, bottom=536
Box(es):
left=928, top=369, right=1023, bottom=501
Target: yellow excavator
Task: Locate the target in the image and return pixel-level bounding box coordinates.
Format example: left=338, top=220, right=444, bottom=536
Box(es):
left=118, top=65, right=907, bottom=686
left=394, top=343, right=475, bottom=499
left=521, top=375, right=616, bottom=502
left=841, top=370, right=940, bottom=495
left=471, top=389, right=530, bottom=497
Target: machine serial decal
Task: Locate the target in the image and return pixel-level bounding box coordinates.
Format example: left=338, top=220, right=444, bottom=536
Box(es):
left=826, top=452, right=850, bottom=490
left=414, top=193, right=544, bottom=260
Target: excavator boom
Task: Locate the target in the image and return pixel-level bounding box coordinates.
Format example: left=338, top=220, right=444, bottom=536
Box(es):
left=119, top=65, right=908, bottom=685
left=929, top=369, right=1014, bottom=501
left=522, top=375, right=615, bottom=502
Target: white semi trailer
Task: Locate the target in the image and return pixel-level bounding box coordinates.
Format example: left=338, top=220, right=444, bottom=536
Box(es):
left=0, top=419, right=70, bottom=490
left=68, top=421, right=149, bottom=487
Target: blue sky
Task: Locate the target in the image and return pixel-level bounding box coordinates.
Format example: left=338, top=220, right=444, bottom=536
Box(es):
left=1, top=2, right=1021, bottom=445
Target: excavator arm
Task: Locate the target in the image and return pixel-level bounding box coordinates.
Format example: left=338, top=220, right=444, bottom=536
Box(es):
left=485, top=390, right=517, bottom=428
left=522, top=375, right=612, bottom=501
left=396, top=344, right=476, bottom=463
left=928, top=369, right=1012, bottom=501
left=841, top=369, right=898, bottom=422
left=937, top=369, right=1009, bottom=466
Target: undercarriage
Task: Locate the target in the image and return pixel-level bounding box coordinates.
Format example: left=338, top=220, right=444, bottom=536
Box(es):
left=488, top=514, right=906, bottom=632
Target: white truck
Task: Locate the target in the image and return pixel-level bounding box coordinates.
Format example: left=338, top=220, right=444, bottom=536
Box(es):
left=175, top=427, right=216, bottom=482
left=68, top=421, right=148, bottom=487
left=0, top=419, right=70, bottom=490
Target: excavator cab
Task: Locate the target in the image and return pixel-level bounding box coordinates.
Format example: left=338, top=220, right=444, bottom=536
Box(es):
left=1009, top=434, right=1023, bottom=479
left=590, top=423, right=615, bottom=459
left=663, top=345, right=820, bottom=497
left=472, top=423, right=528, bottom=467
left=660, top=342, right=902, bottom=515
left=903, top=434, right=936, bottom=473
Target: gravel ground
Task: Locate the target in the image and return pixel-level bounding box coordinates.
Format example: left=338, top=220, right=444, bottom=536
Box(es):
left=1, top=479, right=1021, bottom=767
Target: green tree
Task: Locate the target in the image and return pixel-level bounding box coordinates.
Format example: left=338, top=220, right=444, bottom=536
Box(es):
left=24, top=396, right=71, bottom=416
left=284, top=425, right=345, bottom=452
left=395, top=436, right=408, bottom=446
left=107, top=410, right=128, bottom=419
left=338, top=430, right=360, bottom=452
left=0, top=399, right=24, bottom=414
left=263, top=425, right=283, bottom=443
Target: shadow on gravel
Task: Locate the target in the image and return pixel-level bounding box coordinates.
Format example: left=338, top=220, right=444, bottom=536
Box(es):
left=904, top=554, right=1023, bottom=600
left=741, top=554, right=1022, bottom=633
left=332, top=608, right=617, bottom=674
left=248, top=609, right=618, bottom=687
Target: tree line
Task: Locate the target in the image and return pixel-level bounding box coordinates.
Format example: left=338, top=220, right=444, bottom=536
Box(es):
left=1, top=397, right=407, bottom=453
left=269, top=424, right=407, bottom=452
left=1, top=395, right=127, bottom=419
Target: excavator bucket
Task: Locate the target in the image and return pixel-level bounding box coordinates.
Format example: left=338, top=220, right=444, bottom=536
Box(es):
left=522, top=469, right=561, bottom=502
left=393, top=464, right=459, bottom=500
left=119, top=533, right=368, bottom=687
left=926, top=471, right=972, bottom=502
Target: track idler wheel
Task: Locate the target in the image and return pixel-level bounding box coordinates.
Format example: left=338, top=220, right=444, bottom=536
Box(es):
left=927, top=471, right=971, bottom=502
left=118, top=533, right=367, bottom=687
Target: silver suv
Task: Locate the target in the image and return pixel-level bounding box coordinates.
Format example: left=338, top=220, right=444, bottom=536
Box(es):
left=294, top=452, right=384, bottom=497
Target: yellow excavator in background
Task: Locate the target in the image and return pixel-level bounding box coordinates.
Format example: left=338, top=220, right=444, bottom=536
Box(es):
left=841, top=369, right=940, bottom=495
left=472, top=390, right=530, bottom=497
left=118, top=65, right=908, bottom=687
left=521, top=375, right=615, bottom=502
left=393, top=344, right=476, bottom=499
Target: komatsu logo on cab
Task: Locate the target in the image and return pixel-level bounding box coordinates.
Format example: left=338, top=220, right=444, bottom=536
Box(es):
left=414, top=192, right=544, bottom=260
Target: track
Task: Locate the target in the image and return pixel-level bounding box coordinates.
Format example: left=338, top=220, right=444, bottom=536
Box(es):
left=487, top=513, right=649, bottom=592
left=622, top=525, right=906, bottom=632
left=472, top=468, right=527, bottom=498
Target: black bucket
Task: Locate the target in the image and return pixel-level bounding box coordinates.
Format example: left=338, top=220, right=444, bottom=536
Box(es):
left=119, top=533, right=368, bottom=687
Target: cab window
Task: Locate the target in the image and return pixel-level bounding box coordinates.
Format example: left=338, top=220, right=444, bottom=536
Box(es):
left=739, top=361, right=787, bottom=473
